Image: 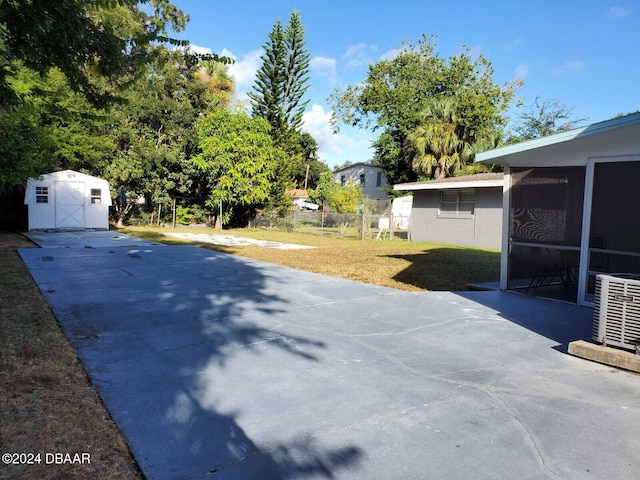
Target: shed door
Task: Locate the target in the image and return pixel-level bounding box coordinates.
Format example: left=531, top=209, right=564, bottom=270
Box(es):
left=55, top=181, right=85, bottom=228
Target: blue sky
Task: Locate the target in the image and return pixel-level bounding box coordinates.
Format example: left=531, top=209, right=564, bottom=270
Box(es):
left=171, top=1, right=639, bottom=168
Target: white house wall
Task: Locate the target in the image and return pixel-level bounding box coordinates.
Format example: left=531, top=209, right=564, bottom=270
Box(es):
left=332, top=164, right=388, bottom=200
left=410, top=187, right=502, bottom=250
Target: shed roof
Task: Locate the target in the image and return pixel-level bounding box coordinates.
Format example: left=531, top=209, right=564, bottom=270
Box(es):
left=28, top=169, right=109, bottom=184
left=394, top=172, right=504, bottom=191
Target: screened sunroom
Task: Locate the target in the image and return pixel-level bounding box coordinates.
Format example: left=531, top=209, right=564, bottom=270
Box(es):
left=476, top=112, right=640, bottom=306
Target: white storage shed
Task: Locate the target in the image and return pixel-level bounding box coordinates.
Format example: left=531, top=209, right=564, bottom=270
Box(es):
left=24, top=170, right=112, bottom=230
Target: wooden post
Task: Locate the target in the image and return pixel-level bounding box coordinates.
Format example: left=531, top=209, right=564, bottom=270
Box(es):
left=219, top=200, right=223, bottom=231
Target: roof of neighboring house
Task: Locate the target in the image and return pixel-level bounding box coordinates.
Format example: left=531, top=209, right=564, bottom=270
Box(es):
left=332, top=162, right=380, bottom=174
left=286, top=189, right=308, bottom=198
left=476, top=111, right=640, bottom=165
left=394, top=172, right=504, bottom=191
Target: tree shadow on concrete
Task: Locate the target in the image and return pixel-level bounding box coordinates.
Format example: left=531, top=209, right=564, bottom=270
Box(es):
left=19, top=243, right=364, bottom=479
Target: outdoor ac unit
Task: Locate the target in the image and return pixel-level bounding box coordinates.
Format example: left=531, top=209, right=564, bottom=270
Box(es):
left=593, top=274, right=640, bottom=353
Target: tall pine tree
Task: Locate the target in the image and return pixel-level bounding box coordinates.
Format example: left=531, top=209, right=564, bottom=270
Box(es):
left=282, top=10, right=310, bottom=131
left=249, top=9, right=317, bottom=208
left=249, top=10, right=310, bottom=140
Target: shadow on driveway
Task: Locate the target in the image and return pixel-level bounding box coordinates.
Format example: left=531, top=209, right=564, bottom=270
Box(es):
left=18, top=232, right=640, bottom=480
left=20, top=243, right=365, bottom=479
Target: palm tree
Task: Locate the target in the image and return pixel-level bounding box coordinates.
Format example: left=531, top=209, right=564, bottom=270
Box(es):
left=195, top=60, right=235, bottom=108
left=408, top=96, right=473, bottom=179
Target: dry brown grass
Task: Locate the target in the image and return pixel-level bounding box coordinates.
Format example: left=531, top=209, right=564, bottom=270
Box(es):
left=122, top=226, right=500, bottom=292
left=0, top=233, right=141, bottom=480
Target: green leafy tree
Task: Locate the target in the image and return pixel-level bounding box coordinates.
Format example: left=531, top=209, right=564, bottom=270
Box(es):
left=506, top=96, right=589, bottom=142
left=309, top=171, right=363, bottom=235
left=280, top=131, right=330, bottom=189
left=0, top=0, right=192, bottom=107
left=309, top=172, right=362, bottom=213
left=0, top=63, right=114, bottom=185
left=193, top=110, right=285, bottom=226
left=103, top=48, right=225, bottom=226
left=329, top=35, right=520, bottom=180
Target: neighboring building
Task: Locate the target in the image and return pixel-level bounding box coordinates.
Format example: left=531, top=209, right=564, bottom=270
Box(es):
left=287, top=189, right=319, bottom=210
left=332, top=162, right=388, bottom=201
left=394, top=173, right=504, bottom=250
left=476, top=112, right=640, bottom=306
left=24, top=170, right=112, bottom=230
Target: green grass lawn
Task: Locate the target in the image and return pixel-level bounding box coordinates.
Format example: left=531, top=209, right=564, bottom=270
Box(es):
left=122, top=226, right=500, bottom=292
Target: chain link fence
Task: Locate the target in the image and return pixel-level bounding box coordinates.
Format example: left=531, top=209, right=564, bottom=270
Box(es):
left=249, top=210, right=411, bottom=240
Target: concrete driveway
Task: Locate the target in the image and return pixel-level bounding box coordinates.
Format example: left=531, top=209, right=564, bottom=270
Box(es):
left=19, top=231, right=640, bottom=479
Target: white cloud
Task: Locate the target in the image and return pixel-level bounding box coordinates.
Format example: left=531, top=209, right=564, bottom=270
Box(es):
left=343, top=43, right=378, bottom=69
left=311, top=56, right=337, bottom=77
left=551, top=60, right=584, bottom=76
left=302, top=104, right=374, bottom=167
left=302, top=104, right=342, bottom=158
left=224, top=48, right=262, bottom=91
left=514, top=63, right=529, bottom=80
left=186, top=44, right=213, bottom=55
left=606, top=6, right=632, bottom=20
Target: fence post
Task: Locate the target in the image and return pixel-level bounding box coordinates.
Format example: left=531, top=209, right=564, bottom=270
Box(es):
left=361, top=198, right=367, bottom=242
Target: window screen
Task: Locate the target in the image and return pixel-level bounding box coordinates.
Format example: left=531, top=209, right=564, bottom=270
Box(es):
left=439, top=190, right=475, bottom=215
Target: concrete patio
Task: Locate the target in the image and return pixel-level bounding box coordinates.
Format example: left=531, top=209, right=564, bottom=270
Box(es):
left=19, top=231, right=640, bottom=479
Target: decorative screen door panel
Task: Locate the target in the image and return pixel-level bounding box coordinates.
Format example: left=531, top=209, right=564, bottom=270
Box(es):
left=55, top=181, right=85, bottom=228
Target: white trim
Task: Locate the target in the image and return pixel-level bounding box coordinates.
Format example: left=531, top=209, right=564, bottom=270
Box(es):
left=394, top=179, right=503, bottom=191
left=500, top=166, right=510, bottom=290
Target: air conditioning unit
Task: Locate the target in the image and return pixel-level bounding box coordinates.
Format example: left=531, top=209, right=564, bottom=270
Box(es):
left=593, top=273, right=640, bottom=353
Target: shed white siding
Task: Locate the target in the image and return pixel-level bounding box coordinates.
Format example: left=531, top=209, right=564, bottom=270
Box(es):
left=410, top=187, right=502, bottom=250
left=24, top=170, right=112, bottom=230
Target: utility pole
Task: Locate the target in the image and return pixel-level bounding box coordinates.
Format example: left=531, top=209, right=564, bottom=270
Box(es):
left=303, top=164, right=310, bottom=191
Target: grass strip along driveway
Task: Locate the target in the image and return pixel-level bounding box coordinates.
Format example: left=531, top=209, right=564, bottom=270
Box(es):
left=0, top=233, right=141, bottom=480
left=121, top=226, right=500, bottom=292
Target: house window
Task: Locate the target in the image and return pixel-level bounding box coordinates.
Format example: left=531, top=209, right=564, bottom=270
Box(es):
left=35, top=186, right=49, bottom=204
left=91, top=189, right=102, bottom=204
left=439, top=190, right=475, bottom=216
left=340, top=175, right=345, bottom=186
left=376, top=172, right=382, bottom=187
left=360, top=173, right=366, bottom=186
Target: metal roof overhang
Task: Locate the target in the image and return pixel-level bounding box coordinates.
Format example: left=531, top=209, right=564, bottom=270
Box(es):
left=475, top=112, right=640, bottom=167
